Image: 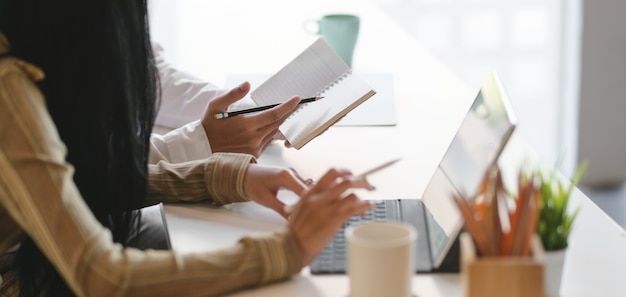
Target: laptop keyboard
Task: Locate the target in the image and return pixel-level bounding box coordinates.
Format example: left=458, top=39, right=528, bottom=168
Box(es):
left=310, top=200, right=389, bottom=274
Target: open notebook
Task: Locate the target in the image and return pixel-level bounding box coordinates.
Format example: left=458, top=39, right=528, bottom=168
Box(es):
left=250, top=38, right=376, bottom=149
left=225, top=73, right=397, bottom=127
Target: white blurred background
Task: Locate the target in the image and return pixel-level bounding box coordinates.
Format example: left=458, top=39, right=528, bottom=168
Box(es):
left=149, top=0, right=626, bottom=228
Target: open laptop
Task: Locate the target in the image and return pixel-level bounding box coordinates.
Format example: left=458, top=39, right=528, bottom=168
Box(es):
left=310, top=70, right=517, bottom=274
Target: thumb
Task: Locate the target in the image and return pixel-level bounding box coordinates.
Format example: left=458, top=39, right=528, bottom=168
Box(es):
left=212, top=81, right=251, bottom=111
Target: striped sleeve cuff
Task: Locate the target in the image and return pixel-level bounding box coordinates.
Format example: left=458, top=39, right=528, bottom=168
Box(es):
left=205, top=152, right=256, bottom=205
left=244, top=229, right=303, bottom=284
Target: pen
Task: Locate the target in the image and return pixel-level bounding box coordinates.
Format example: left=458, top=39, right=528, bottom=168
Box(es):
left=355, top=158, right=401, bottom=178
left=284, top=158, right=402, bottom=215
left=213, top=96, right=323, bottom=119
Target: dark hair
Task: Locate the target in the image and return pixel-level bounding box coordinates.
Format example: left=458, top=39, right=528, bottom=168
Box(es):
left=0, top=0, right=159, bottom=295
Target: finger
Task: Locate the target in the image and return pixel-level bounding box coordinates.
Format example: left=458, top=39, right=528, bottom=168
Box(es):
left=211, top=81, right=251, bottom=111
left=314, top=177, right=374, bottom=204
left=272, top=131, right=286, bottom=141
left=288, top=167, right=312, bottom=186
left=256, top=192, right=290, bottom=220
left=283, top=203, right=296, bottom=216
left=348, top=176, right=376, bottom=191
left=280, top=168, right=310, bottom=217
left=279, top=169, right=308, bottom=196
left=256, top=96, right=301, bottom=126
left=243, top=97, right=299, bottom=135
left=272, top=131, right=293, bottom=148
left=305, top=176, right=349, bottom=199
left=308, top=168, right=353, bottom=194
left=335, top=194, right=374, bottom=217
left=271, top=199, right=289, bottom=219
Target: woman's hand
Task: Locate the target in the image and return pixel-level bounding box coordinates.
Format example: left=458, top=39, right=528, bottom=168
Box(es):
left=243, top=164, right=309, bottom=219
left=287, top=168, right=375, bottom=265
left=201, top=81, right=301, bottom=158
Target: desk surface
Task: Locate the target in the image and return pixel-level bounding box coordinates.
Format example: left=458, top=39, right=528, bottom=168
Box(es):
left=155, top=0, right=626, bottom=296
left=165, top=135, right=626, bottom=297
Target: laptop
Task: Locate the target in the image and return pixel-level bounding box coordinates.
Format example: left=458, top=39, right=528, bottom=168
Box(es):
left=310, top=70, right=517, bottom=274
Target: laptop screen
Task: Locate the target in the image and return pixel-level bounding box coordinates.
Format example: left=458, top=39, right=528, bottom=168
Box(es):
left=421, top=70, right=517, bottom=267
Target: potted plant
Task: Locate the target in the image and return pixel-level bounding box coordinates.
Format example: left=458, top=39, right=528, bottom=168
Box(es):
left=535, top=161, right=587, bottom=297
left=455, top=163, right=587, bottom=297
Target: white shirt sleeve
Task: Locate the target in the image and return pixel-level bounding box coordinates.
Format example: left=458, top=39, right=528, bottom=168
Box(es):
left=150, top=42, right=226, bottom=163
left=153, top=42, right=227, bottom=130
left=149, top=120, right=213, bottom=164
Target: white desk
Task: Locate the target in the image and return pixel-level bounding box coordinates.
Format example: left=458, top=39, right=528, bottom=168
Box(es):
left=165, top=136, right=626, bottom=297
left=156, top=1, right=626, bottom=296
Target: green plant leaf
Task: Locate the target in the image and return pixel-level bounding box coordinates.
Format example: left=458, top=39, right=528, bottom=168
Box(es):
left=535, top=162, right=587, bottom=251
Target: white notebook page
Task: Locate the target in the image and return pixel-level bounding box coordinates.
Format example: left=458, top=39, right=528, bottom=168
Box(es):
left=251, top=38, right=375, bottom=148
left=252, top=38, right=348, bottom=104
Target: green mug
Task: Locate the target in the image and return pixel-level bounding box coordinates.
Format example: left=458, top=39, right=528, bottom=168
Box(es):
left=305, top=14, right=360, bottom=67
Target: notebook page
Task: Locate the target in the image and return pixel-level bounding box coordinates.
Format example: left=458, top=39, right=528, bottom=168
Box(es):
left=281, top=74, right=376, bottom=148
left=251, top=38, right=349, bottom=105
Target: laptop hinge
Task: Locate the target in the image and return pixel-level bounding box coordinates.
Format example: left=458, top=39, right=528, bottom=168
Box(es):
left=430, top=230, right=461, bottom=273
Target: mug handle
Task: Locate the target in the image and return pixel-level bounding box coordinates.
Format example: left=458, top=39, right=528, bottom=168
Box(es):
left=303, top=18, right=320, bottom=35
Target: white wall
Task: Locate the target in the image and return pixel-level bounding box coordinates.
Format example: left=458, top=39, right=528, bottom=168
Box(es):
left=375, top=0, right=566, bottom=173
left=149, top=0, right=592, bottom=182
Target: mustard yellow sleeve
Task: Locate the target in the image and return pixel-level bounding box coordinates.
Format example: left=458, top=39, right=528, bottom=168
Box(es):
left=238, top=229, right=304, bottom=284
left=0, top=56, right=303, bottom=296
left=146, top=152, right=256, bottom=206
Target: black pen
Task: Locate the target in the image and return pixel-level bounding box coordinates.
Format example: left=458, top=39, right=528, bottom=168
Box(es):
left=213, top=96, right=323, bottom=119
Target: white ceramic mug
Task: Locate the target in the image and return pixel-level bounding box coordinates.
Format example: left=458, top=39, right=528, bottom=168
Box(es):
left=346, top=221, right=417, bottom=297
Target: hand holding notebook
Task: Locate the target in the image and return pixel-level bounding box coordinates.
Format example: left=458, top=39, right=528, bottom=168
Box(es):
left=251, top=38, right=376, bottom=149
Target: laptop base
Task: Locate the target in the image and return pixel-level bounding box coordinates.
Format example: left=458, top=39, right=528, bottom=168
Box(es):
left=309, top=199, right=460, bottom=275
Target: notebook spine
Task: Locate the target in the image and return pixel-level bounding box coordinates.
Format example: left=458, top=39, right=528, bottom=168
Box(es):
left=318, top=69, right=353, bottom=96
left=287, top=69, right=353, bottom=119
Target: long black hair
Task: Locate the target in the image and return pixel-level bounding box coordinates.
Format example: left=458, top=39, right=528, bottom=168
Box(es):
left=0, top=0, right=159, bottom=295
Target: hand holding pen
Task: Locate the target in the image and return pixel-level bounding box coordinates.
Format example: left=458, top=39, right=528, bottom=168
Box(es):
left=214, top=96, right=324, bottom=119
left=201, top=81, right=306, bottom=158
left=284, top=158, right=402, bottom=215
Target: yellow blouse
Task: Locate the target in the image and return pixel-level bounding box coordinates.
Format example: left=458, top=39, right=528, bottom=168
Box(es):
left=0, top=35, right=302, bottom=296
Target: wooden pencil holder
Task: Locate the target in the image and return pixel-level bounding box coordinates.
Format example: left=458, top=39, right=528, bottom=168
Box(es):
left=460, top=233, right=546, bottom=297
